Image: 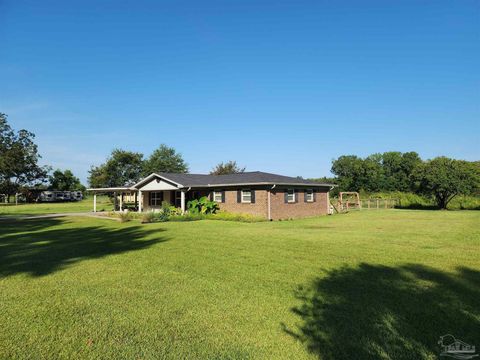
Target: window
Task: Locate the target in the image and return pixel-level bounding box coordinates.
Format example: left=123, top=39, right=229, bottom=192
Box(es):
left=213, top=191, right=223, bottom=203
left=150, top=192, right=164, bottom=206
left=241, top=190, right=252, bottom=203
left=305, top=189, right=314, bottom=202
left=175, top=191, right=182, bottom=207
left=287, top=189, right=295, bottom=203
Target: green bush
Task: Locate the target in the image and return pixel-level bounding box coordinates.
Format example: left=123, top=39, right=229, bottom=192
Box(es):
left=447, top=195, right=480, bottom=210
left=140, top=204, right=185, bottom=224
left=161, top=201, right=182, bottom=216
left=168, top=211, right=265, bottom=223
left=169, top=213, right=206, bottom=222
left=118, top=211, right=133, bottom=223
left=141, top=212, right=156, bottom=223
left=187, top=196, right=219, bottom=214
left=156, top=210, right=170, bottom=222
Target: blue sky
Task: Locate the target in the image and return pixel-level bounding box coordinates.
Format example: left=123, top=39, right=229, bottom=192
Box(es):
left=1, top=0, right=479, bottom=184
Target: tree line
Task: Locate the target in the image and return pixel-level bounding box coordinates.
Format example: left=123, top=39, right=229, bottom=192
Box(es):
left=313, top=152, right=480, bottom=209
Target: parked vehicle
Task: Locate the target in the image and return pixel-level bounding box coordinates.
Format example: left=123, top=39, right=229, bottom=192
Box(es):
left=38, top=191, right=56, bottom=202
left=37, top=190, right=83, bottom=202
left=63, top=191, right=72, bottom=201
left=71, top=191, right=83, bottom=201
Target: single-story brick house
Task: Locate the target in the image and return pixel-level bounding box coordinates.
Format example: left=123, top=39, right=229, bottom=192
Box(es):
left=88, top=171, right=334, bottom=220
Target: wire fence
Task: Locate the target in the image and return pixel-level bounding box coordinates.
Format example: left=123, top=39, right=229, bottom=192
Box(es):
left=331, top=198, right=399, bottom=212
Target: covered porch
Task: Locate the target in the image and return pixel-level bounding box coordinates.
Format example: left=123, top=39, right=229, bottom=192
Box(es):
left=87, top=188, right=190, bottom=214
left=87, top=173, right=213, bottom=214
left=87, top=176, right=205, bottom=213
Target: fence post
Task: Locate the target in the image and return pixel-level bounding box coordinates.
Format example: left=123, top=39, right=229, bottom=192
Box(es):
left=376, top=199, right=379, bottom=209
left=368, top=199, right=370, bottom=209
left=385, top=199, right=388, bottom=209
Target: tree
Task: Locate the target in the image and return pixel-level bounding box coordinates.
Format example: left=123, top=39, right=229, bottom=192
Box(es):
left=88, top=149, right=144, bottom=188
left=331, top=151, right=422, bottom=193
left=400, top=151, right=422, bottom=191
left=412, top=157, right=480, bottom=209
left=382, top=151, right=421, bottom=191
left=331, top=155, right=365, bottom=191
left=363, top=154, right=385, bottom=192
left=0, top=113, right=49, bottom=201
left=210, top=160, right=246, bottom=175
left=49, top=169, right=85, bottom=191
left=143, top=144, right=188, bottom=175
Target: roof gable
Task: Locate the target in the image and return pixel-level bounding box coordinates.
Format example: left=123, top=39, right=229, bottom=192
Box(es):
left=138, top=176, right=180, bottom=191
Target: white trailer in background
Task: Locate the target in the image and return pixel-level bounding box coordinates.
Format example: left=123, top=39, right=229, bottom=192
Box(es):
left=63, top=191, right=72, bottom=201
left=71, top=191, right=83, bottom=201
left=39, top=191, right=56, bottom=202
left=38, top=191, right=83, bottom=202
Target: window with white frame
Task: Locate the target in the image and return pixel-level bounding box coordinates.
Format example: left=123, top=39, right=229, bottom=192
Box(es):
left=287, top=189, right=295, bottom=203
left=305, top=189, right=314, bottom=202
left=241, top=190, right=252, bottom=203
left=150, top=192, right=164, bottom=206
left=213, top=191, right=223, bottom=203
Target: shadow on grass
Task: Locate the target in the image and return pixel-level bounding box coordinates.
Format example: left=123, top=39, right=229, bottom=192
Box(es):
left=283, top=263, right=480, bottom=359
left=0, top=218, right=166, bottom=277
left=395, top=204, right=440, bottom=210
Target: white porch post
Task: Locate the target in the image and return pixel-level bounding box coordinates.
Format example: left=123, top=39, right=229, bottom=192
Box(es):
left=113, top=191, right=117, bottom=211
left=138, top=190, right=142, bottom=213
left=180, top=190, right=186, bottom=214
left=119, top=192, right=123, bottom=212
left=93, top=193, right=97, bottom=213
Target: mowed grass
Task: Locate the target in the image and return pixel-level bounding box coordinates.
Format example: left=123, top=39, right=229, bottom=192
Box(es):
left=0, top=210, right=479, bottom=359
left=0, top=196, right=112, bottom=216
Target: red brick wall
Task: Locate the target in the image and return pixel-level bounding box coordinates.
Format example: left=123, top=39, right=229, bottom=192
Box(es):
left=269, top=189, right=329, bottom=220
left=270, top=189, right=328, bottom=220
left=210, top=188, right=329, bottom=220
left=214, top=189, right=269, bottom=218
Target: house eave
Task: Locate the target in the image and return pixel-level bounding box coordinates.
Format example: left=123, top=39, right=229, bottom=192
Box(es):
left=87, top=187, right=135, bottom=192
left=181, top=182, right=336, bottom=189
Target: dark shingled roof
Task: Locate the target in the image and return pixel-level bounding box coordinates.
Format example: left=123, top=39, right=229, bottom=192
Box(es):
left=155, top=171, right=334, bottom=188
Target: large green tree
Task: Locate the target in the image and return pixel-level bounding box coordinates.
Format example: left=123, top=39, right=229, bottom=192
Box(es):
left=0, top=113, right=49, bottom=201
left=49, top=169, right=85, bottom=191
left=210, top=160, right=245, bottom=175
left=88, top=149, right=144, bottom=188
left=143, top=144, right=188, bottom=175
left=331, top=155, right=366, bottom=191
left=382, top=151, right=421, bottom=191
left=413, top=157, right=480, bottom=209
left=331, top=151, right=422, bottom=193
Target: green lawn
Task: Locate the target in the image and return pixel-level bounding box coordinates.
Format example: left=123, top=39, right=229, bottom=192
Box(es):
left=0, top=210, right=479, bottom=359
left=0, top=196, right=112, bottom=216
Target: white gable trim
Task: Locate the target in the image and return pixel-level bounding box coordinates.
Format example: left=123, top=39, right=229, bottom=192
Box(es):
left=133, top=173, right=183, bottom=189
left=137, top=176, right=180, bottom=191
